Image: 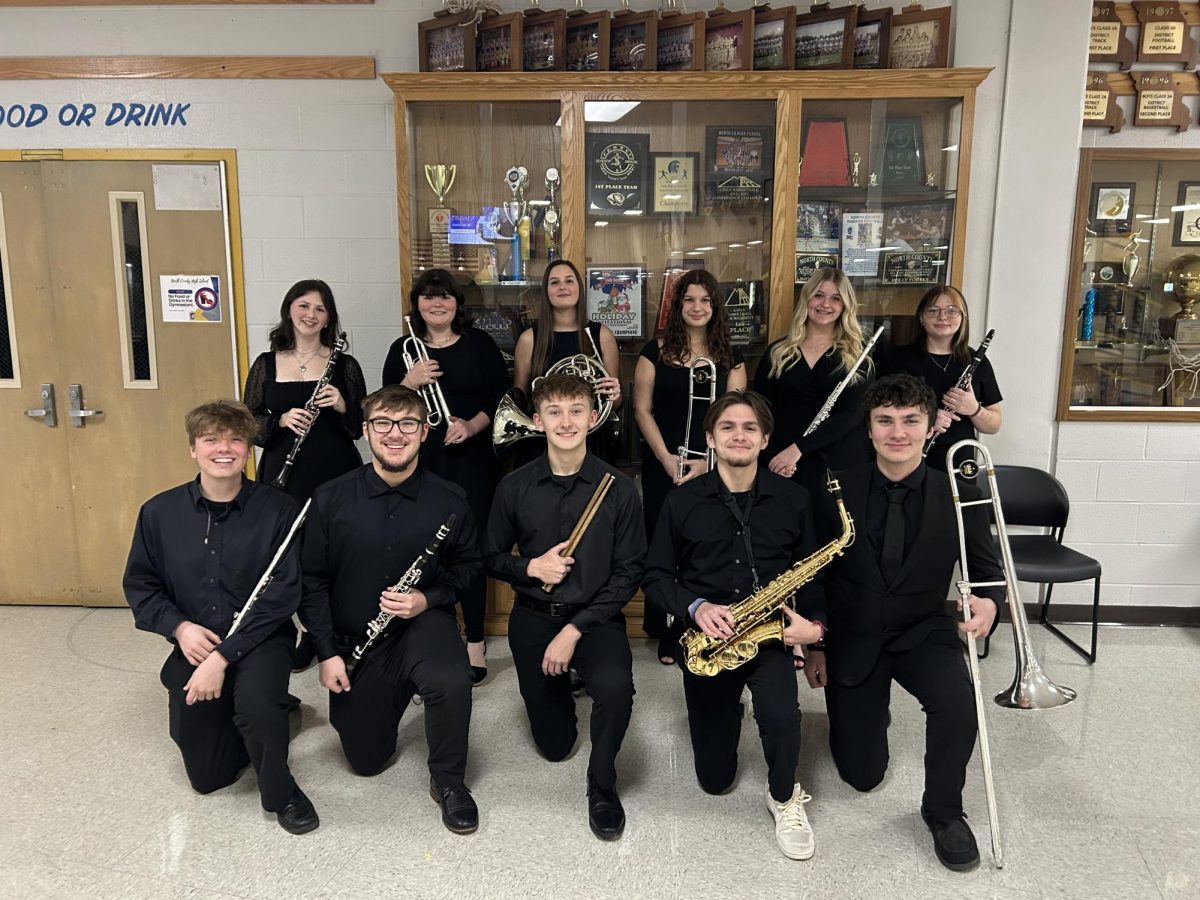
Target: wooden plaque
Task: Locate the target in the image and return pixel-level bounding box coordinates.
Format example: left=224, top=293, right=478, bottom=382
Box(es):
left=704, top=9, right=754, bottom=72
left=565, top=10, right=611, bottom=72
left=610, top=9, right=658, bottom=72
left=854, top=6, right=892, bottom=70
left=522, top=8, right=567, bottom=72
left=477, top=12, right=523, bottom=73
left=1089, top=0, right=1134, bottom=70
left=418, top=12, right=477, bottom=73
left=1132, top=1, right=1200, bottom=70
left=1083, top=71, right=1125, bottom=133
left=752, top=6, right=796, bottom=71
left=794, top=5, right=856, bottom=70
left=889, top=4, right=950, bottom=69
left=1133, top=70, right=1190, bottom=131
left=657, top=10, right=706, bottom=72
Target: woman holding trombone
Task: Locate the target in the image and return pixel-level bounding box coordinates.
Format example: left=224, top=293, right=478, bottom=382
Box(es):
left=383, top=268, right=508, bottom=683
left=633, top=269, right=745, bottom=664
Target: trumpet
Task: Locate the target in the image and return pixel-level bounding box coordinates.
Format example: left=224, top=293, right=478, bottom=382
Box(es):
left=677, top=356, right=717, bottom=480
left=401, top=315, right=452, bottom=428
left=492, top=329, right=615, bottom=450
left=946, top=439, right=1078, bottom=870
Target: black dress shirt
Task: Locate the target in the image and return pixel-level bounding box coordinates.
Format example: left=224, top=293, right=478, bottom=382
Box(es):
left=123, top=477, right=302, bottom=663
left=484, top=453, right=645, bottom=634
left=643, top=468, right=827, bottom=627
left=299, top=465, right=481, bottom=662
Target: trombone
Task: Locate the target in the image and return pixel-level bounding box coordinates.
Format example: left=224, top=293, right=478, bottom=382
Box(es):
left=946, top=438, right=1078, bottom=870
left=401, top=315, right=452, bottom=428
left=677, top=356, right=717, bottom=480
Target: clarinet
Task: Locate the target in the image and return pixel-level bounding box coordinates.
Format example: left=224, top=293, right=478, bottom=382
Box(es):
left=802, top=326, right=884, bottom=438
left=274, top=333, right=348, bottom=489
left=923, top=328, right=995, bottom=459
left=226, top=498, right=312, bottom=638
left=345, top=514, right=457, bottom=677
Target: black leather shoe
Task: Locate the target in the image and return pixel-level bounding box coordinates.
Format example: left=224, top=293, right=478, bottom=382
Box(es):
left=430, top=777, right=479, bottom=834
left=277, top=787, right=319, bottom=835
left=587, top=784, right=625, bottom=841
left=467, top=642, right=487, bottom=686
left=569, top=667, right=585, bottom=696
left=921, top=808, right=979, bottom=871
left=291, top=632, right=316, bottom=672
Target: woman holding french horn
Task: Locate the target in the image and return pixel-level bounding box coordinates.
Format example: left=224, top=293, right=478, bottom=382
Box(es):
left=634, top=269, right=745, bottom=665
left=510, top=259, right=623, bottom=466
left=382, top=268, right=508, bottom=684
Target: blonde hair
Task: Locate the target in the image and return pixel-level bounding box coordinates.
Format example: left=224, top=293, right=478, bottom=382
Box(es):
left=768, top=268, right=868, bottom=381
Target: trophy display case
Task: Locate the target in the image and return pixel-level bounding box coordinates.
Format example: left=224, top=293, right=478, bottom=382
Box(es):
left=1058, top=149, right=1200, bottom=420
left=384, top=69, right=990, bottom=632
left=794, top=96, right=964, bottom=347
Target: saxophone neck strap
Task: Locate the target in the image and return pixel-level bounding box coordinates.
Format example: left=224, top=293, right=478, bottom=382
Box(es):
left=717, top=476, right=761, bottom=592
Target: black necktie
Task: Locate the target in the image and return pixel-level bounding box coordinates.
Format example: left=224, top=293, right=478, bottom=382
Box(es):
left=881, top=483, right=907, bottom=586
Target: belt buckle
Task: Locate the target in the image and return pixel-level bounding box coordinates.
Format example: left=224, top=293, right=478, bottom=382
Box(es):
left=550, top=601, right=569, bottom=617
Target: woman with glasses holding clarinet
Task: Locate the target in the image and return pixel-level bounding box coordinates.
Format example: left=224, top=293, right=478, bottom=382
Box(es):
left=382, top=268, right=508, bottom=684
left=877, top=286, right=1003, bottom=472
left=633, top=269, right=745, bottom=665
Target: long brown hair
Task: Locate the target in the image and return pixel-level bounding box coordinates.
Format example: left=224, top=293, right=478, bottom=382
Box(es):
left=268, top=279, right=342, bottom=351
left=661, top=269, right=736, bottom=370
left=914, top=285, right=971, bottom=365
left=532, top=260, right=591, bottom=376
left=768, top=268, right=868, bottom=381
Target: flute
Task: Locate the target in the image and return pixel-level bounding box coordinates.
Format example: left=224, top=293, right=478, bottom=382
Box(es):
left=274, top=332, right=348, bottom=489
left=226, top=498, right=312, bottom=638
left=802, top=326, right=884, bottom=438
left=923, top=328, right=995, bottom=459
left=542, top=473, right=615, bottom=594
left=345, top=515, right=457, bottom=676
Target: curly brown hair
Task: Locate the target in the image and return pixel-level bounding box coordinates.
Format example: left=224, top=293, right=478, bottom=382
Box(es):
left=661, top=269, right=736, bottom=370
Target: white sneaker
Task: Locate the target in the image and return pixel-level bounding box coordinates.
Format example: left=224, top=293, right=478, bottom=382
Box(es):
left=766, top=781, right=815, bottom=860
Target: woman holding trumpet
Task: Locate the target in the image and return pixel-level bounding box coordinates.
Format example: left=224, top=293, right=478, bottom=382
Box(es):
left=511, top=259, right=623, bottom=465
left=382, top=268, right=508, bottom=683
left=633, top=269, right=745, bottom=664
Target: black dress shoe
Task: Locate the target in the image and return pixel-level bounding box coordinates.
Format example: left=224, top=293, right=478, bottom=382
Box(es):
left=277, top=787, right=319, bottom=835
left=467, top=642, right=487, bottom=686
left=569, top=667, right=585, bottom=696
left=921, top=808, right=979, bottom=871
left=430, top=777, right=479, bottom=834
left=291, top=632, right=316, bottom=672
left=587, top=784, right=625, bottom=841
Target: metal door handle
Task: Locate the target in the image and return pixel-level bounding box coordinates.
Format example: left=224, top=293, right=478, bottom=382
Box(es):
left=24, top=383, right=58, bottom=427
left=68, top=383, right=102, bottom=427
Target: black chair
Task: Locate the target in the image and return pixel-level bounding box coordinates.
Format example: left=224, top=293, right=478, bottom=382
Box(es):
left=990, top=465, right=1100, bottom=664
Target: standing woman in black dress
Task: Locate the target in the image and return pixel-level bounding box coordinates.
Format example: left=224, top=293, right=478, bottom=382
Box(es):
left=877, top=285, right=1003, bottom=472
left=511, top=259, right=623, bottom=466
left=382, top=268, right=508, bottom=684
left=753, top=267, right=875, bottom=499
left=244, top=279, right=366, bottom=502
left=633, top=269, right=745, bottom=664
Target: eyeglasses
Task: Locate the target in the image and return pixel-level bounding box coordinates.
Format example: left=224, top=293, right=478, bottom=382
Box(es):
left=368, top=417, right=422, bottom=435
left=923, top=307, right=962, bottom=320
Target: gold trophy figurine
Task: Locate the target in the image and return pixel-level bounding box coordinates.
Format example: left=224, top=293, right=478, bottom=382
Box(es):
left=851, top=152, right=861, bottom=188
left=1121, top=230, right=1142, bottom=285
left=424, top=164, right=457, bottom=268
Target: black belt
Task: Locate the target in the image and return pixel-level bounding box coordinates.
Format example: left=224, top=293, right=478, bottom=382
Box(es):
left=515, top=595, right=576, bottom=618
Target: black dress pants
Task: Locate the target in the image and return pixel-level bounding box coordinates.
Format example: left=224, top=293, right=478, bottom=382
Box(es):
left=681, top=642, right=800, bottom=804
left=329, top=608, right=473, bottom=789
left=160, top=625, right=297, bottom=812
left=507, top=604, right=634, bottom=791
left=825, top=629, right=977, bottom=820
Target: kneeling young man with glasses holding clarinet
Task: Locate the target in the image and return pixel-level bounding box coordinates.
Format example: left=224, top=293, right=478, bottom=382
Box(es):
left=299, top=385, right=482, bottom=834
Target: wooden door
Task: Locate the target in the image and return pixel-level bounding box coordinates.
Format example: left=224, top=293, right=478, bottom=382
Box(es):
left=0, top=158, right=239, bottom=605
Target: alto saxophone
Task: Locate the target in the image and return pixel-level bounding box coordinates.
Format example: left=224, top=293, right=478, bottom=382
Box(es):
left=682, top=475, right=855, bottom=677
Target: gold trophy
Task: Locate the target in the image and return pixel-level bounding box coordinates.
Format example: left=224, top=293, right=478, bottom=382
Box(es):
left=424, top=163, right=457, bottom=268
left=1121, top=230, right=1142, bottom=285
left=1168, top=254, right=1200, bottom=321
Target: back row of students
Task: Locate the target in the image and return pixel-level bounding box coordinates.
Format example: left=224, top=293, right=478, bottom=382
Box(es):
left=242, top=264, right=1003, bottom=670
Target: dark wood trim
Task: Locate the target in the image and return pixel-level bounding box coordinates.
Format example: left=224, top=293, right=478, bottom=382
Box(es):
left=0, top=56, right=376, bottom=79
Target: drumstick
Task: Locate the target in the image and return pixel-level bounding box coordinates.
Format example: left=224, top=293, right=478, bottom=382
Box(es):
left=542, top=473, right=615, bottom=594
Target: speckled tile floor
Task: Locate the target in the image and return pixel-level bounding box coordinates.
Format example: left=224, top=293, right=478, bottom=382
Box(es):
left=0, top=605, right=1196, bottom=899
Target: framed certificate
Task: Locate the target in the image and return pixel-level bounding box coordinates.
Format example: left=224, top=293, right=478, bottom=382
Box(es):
left=586, top=266, right=645, bottom=339
left=587, top=132, right=650, bottom=215
left=842, top=211, right=884, bottom=277
left=706, top=125, right=774, bottom=204
left=1089, top=182, right=1136, bottom=236
left=1174, top=181, right=1200, bottom=245
left=650, top=151, right=699, bottom=215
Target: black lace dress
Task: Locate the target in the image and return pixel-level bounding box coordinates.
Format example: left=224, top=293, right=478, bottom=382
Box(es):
left=244, top=351, right=366, bottom=502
